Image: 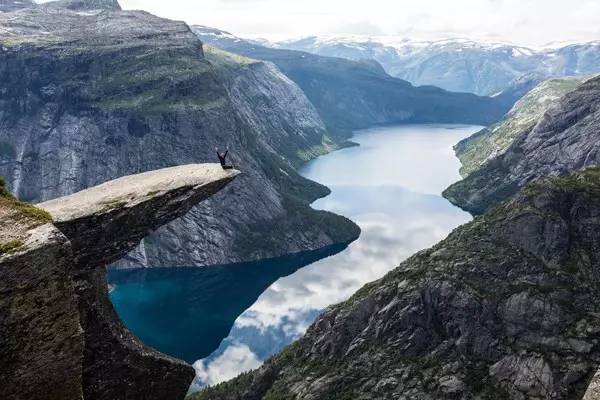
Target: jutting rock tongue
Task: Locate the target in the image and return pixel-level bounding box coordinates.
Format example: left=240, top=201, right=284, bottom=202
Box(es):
left=39, top=164, right=240, bottom=267
left=1, top=164, right=239, bottom=400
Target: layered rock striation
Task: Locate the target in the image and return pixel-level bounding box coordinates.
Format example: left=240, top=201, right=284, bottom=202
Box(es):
left=1, top=164, right=238, bottom=400
left=192, top=26, right=510, bottom=133
left=193, top=168, right=600, bottom=400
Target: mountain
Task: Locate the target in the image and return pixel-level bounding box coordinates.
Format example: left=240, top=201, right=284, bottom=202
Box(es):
left=275, top=37, right=542, bottom=96
left=275, top=36, right=600, bottom=97
left=455, top=76, right=585, bottom=176
left=444, top=75, right=600, bottom=214
left=0, top=0, right=120, bottom=11
left=192, top=27, right=510, bottom=133
left=0, top=0, right=34, bottom=12
left=0, top=4, right=359, bottom=268
left=545, top=42, right=600, bottom=77
left=45, top=0, right=122, bottom=11
left=192, top=167, right=600, bottom=400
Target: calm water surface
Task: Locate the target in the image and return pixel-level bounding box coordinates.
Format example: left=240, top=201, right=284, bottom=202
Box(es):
left=109, top=124, right=479, bottom=389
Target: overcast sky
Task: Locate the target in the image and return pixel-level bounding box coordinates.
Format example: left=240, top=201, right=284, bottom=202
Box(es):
left=119, top=0, right=600, bottom=47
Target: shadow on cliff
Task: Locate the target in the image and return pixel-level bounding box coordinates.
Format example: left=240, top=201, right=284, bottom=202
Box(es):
left=107, top=242, right=352, bottom=363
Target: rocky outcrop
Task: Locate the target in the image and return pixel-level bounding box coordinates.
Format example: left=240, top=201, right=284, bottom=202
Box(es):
left=0, top=6, right=359, bottom=268
left=192, top=168, right=600, bottom=400
left=454, top=76, right=584, bottom=177
left=1, top=164, right=237, bottom=399
left=584, top=371, right=600, bottom=399
left=192, top=26, right=510, bottom=133
left=444, top=75, right=600, bottom=215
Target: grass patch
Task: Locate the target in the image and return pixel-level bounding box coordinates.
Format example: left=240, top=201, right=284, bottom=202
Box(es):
left=0, top=240, right=25, bottom=255
left=100, top=199, right=128, bottom=212
left=0, top=176, right=11, bottom=198
left=0, top=176, right=53, bottom=224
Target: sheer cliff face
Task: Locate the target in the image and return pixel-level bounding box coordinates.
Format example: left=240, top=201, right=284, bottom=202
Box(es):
left=192, top=168, right=600, bottom=400
left=1, top=165, right=237, bottom=400
left=0, top=7, right=358, bottom=268
left=444, top=75, right=600, bottom=215
left=192, top=26, right=510, bottom=133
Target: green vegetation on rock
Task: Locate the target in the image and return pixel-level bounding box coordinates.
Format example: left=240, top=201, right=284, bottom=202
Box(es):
left=0, top=176, right=11, bottom=198
left=295, top=135, right=342, bottom=162
left=0, top=239, right=24, bottom=255
left=0, top=176, right=53, bottom=225
left=445, top=75, right=600, bottom=215
left=455, top=77, right=584, bottom=177
left=91, top=54, right=226, bottom=114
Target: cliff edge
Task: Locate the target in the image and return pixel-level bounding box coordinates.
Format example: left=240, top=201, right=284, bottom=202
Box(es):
left=0, top=164, right=239, bottom=400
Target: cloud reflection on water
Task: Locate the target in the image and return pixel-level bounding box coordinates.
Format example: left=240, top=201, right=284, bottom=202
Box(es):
left=192, top=124, right=479, bottom=388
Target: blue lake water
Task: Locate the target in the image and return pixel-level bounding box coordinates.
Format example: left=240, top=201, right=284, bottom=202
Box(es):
left=108, top=124, right=479, bottom=390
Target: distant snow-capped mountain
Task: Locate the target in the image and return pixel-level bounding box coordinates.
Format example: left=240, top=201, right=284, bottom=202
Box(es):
left=271, top=36, right=600, bottom=96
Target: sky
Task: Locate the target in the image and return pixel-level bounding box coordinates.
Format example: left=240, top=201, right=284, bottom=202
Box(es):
left=118, top=0, right=600, bottom=47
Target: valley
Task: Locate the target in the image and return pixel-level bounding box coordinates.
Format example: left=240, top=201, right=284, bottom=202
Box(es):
left=108, top=124, right=477, bottom=389
left=2, top=0, right=600, bottom=399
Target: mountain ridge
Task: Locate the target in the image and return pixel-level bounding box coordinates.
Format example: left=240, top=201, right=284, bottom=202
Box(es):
left=272, top=35, right=600, bottom=96
left=454, top=76, right=586, bottom=177
left=444, top=75, right=600, bottom=214
left=192, top=25, right=510, bottom=133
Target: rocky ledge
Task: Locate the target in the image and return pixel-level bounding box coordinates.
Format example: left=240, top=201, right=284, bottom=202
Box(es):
left=0, top=164, right=238, bottom=400
left=193, top=168, right=600, bottom=400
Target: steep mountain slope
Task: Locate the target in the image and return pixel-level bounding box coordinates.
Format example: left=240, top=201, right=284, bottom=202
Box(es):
left=276, top=37, right=541, bottom=96
left=192, top=27, right=510, bottom=133
left=276, top=37, right=600, bottom=97
left=455, top=76, right=584, bottom=176
left=444, top=75, right=600, bottom=215
left=0, top=4, right=359, bottom=268
left=546, top=42, right=600, bottom=77
left=192, top=167, right=600, bottom=400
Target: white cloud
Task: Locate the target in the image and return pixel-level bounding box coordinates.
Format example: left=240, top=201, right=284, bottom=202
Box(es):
left=120, top=0, right=600, bottom=47
left=193, top=344, right=262, bottom=387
